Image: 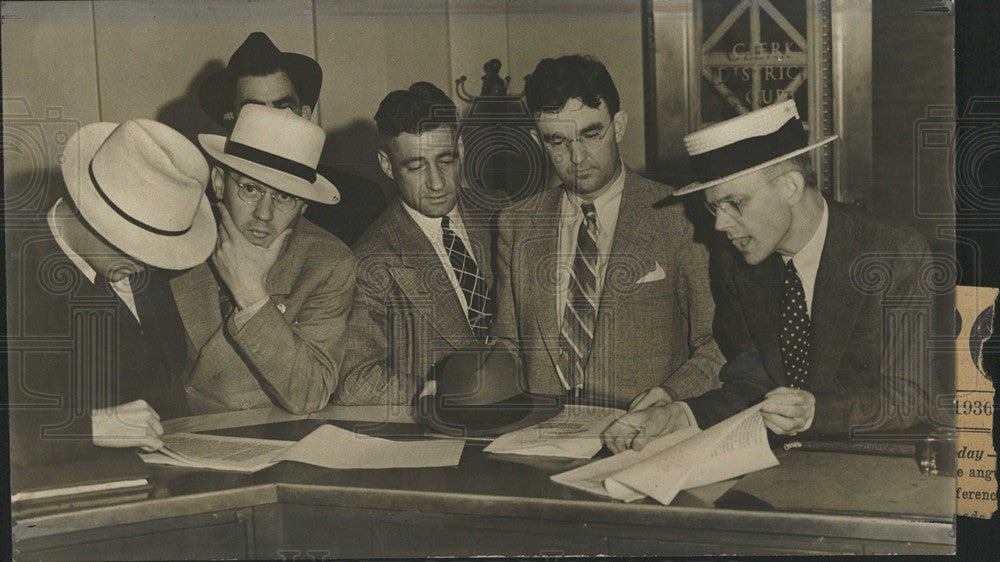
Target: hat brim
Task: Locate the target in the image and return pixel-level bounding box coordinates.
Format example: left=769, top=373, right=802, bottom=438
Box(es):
left=419, top=392, right=564, bottom=439
left=61, top=122, right=217, bottom=270
left=198, top=53, right=322, bottom=127
left=673, top=135, right=839, bottom=197
left=199, top=134, right=340, bottom=204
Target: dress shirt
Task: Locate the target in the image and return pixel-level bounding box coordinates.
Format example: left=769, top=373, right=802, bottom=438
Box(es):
left=781, top=198, right=828, bottom=317
left=403, top=202, right=477, bottom=316
left=556, top=163, right=626, bottom=320
left=48, top=198, right=140, bottom=323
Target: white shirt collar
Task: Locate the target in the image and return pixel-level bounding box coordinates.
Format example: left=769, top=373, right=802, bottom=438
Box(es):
left=47, top=198, right=97, bottom=284
left=781, top=198, right=828, bottom=316
left=402, top=200, right=463, bottom=241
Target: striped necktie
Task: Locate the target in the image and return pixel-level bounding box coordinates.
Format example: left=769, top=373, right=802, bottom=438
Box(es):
left=441, top=215, right=492, bottom=340
left=780, top=259, right=810, bottom=389
left=561, top=202, right=599, bottom=396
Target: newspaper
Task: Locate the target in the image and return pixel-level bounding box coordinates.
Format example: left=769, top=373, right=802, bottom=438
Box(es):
left=141, top=424, right=465, bottom=472
left=483, top=405, right=625, bottom=458
left=552, top=404, right=778, bottom=505
left=955, top=286, right=998, bottom=519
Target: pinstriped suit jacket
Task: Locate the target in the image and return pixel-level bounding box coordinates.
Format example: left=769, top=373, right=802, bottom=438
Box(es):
left=491, top=171, right=725, bottom=406
left=333, top=196, right=497, bottom=405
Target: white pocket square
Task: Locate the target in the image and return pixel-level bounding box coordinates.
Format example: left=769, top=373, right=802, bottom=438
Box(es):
left=636, top=262, right=666, bottom=284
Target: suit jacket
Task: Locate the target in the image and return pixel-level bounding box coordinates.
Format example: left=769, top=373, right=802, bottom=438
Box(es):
left=333, top=196, right=497, bottom=405
left=7, top=225, right=189, bottom=467
left=687, top=200, right=933, bottom=435
left=170, top=218, right=355, bottom=415
left=491, top=170, right=725, bottom=406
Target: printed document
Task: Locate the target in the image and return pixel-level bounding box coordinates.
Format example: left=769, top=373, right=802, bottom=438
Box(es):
left=552, top=404, right=779, bottom=505
left=484, top=405, right=624, bottom=458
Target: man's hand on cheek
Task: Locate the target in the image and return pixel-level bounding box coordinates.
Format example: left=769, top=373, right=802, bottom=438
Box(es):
left=211, top=203, right=291, bottom=309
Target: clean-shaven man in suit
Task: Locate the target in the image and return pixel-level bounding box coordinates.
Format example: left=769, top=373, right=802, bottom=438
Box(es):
left=491, top=55, right=724, bottom=410
left=199, top=31, right=386, bottom=246
left=604, top=100, right=933, bottom=452
left=333, top=82, right=497, bottom=406
left=8, top=118, right=217, bottom=466
left=171, top=105, right=354, bottom=414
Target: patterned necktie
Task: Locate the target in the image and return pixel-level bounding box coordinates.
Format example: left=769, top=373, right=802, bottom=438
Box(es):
left=779, top=259, right=810, bottom=389
left=441, top=215, right=492, bottom=340
left=561, top=202, right=599, bottom=396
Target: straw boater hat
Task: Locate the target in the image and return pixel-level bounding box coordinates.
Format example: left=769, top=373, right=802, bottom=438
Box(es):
left=420, top=344, right=562, bottom=438
left=198, top=32, right=322, bottom=127
left=198, top=105, right=340, bottom=204
left=674, top=99, right=838, bottom=196
left=61, top=119, right=216, bottom=270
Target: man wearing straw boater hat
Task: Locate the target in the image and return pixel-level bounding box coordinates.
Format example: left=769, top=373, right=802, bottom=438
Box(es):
left=169, top=104, right=355, bottom=414
left=199, top=31, right=386, bottom=246
left=604, top=100, right=933, bottom=453
left=8, top=119, right=216, bottom=466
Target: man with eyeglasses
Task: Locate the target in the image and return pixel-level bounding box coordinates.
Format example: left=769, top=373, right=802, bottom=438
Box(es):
left=603, top=100, right=933, bottom=453
left=491, top=55, right=725, bottom=412
left=170, top=104, right=355, bottom=414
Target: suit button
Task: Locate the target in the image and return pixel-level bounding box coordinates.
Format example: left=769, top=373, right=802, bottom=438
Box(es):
left=185, top=385, right=194, bottom=393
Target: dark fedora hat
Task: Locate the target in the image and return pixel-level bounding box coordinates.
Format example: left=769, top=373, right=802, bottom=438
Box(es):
left=419, top=345, right=563, bottom=438
left=198, top=32, right=322, bottom=126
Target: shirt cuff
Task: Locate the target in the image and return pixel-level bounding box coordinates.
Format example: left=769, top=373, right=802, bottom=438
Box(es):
left=230, top=296, right=270, bottom=331
left=677, top=401, right=700, bottom=430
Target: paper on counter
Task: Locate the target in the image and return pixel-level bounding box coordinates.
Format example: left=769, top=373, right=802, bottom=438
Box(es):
left=141, top=433, right=296, bottom=472
left=274, top=424, right=464, bottom=469
left=553, top=404, right=778, bottom=505
left=483, top=405, right=624, bottom=459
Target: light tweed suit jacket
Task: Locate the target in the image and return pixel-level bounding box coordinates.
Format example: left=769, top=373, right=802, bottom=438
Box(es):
left=333, top=197, right=497, bottom=405
left=170, top=218, right=355, bottom=415
left=491, top=170, right=724, bottom=406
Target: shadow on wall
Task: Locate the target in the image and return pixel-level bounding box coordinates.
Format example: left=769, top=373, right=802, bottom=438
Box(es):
left=156, top=60, right=228, bottom=144
left=321, top=118, right=390, bottom=197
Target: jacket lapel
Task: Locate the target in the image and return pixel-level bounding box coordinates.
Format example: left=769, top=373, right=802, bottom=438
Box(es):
left=743, top=253, right=786, bottom=386
left=808, top=201, right=863, bottom=386
left=169, top=263, right=223, bottom=352
left=599, top=172, right=658, bottom=317
left=527, top=187, right=568, bottom=369
left=387, top=202, right=473, bottom=348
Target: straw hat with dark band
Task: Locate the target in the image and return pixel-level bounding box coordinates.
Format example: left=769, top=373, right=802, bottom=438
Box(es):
left=674, top=99, right=837, bottom=197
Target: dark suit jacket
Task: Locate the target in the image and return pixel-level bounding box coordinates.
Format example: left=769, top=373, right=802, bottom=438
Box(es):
left=687, top=200, right=933, bottom=435
left=304, top=164, right=387, bottom=246
left=491, top=170, right=725, bottom=405
left=7, top=225, right=189, bottom=467
left=170, top=218, right=355, bottom=415
left=333, top=196, right=497, bottom=405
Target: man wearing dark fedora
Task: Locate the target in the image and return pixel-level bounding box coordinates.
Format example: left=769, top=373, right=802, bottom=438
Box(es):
left=169, top=104, right=355, bottom=414
left=198, top=31, right=385, bottom=246
left=8, top=118, right=217, bottom=467
left=491, top=55, right=725, bottom=410
left=604, top=100, right=933, bottom=453
left=333, top=82, right=499, bottom=407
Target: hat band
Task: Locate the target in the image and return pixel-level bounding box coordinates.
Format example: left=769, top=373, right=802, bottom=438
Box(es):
left=89, top=162, right=192, bottom=237
left=224, top=140, right=317, bottom=183
left=690, top=118, right=807, bottom=183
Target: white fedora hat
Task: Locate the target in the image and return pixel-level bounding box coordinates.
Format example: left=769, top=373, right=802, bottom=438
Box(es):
left=61, top=119, right=217, bottom=270
left=674, top=99, right=837, bottom=197
left=198, top=105, right=340, bottom=204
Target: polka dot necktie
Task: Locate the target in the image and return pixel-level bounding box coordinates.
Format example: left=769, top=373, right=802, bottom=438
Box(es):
left=560, top=202, right=599, bottom=396
left=779, top=259, right=810, bottom=389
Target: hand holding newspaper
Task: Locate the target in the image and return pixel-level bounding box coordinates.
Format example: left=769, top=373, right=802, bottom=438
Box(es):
left=552, top=404, right=778, bottom=505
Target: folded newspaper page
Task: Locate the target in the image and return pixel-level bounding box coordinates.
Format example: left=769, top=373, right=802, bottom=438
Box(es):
left=141, top=424, right=465, bottom=472
left=483, top=405, right=625, bottom=458
left=552, top=404, right=779, bottom=505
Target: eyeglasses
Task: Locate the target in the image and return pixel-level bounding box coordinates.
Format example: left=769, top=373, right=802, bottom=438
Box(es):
left=542, top=122, right=613, bottom=153
left=703, top=197, right=751, bottom=218
left=231, top=177, right=301, bottom=212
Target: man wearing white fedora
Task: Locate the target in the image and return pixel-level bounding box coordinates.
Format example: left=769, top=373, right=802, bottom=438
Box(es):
left=170, top=104, right=354, bottom=414
left=604, top=100, right=933, bottom=453
left=8, top=118, right=217, bottom=467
